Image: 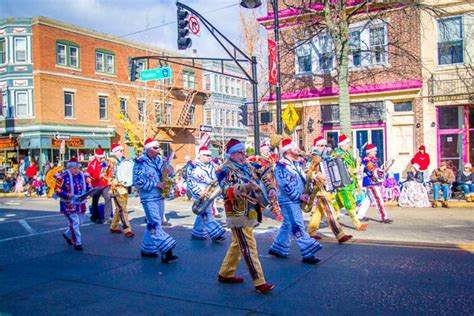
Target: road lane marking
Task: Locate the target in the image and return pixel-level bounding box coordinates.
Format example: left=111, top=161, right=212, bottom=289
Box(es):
left=0, top=222, right=94, bottom=243
left=0, top=213, right=62, bottom=225
left=18, top=219, right=37, bottom=234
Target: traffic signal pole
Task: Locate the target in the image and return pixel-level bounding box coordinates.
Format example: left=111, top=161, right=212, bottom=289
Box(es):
left=251, top=56, right=260, bottom=153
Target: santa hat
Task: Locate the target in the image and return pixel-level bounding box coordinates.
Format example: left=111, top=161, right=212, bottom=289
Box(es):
left=281, top=138, right=296, bottom=154
left=313, top=136, right=327, bottom=147
left=95, top=148, right=105, bottom=158
left=111, top=143, right=124, bottom=154
left=260, top=143, right=270, bottom=152
left=144, top=138, right=159, bottom=150
left=366, top=144, right=377, bottom=153
left=338, top=134, right=350, bottom=147
left=226, top=138, right=245, bottom=154
left=66, top=156, right=81, bottom=168
left=198, top=146, right=212, bottom=156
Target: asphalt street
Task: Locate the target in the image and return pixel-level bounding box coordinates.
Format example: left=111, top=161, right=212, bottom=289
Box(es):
left=0, top=197, right=473, bottom=315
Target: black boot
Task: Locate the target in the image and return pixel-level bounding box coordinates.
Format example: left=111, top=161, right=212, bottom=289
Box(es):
left=161, top=249, right=178, bottom=263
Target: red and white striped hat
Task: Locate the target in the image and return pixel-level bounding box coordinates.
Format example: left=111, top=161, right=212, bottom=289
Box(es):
left=281, top=138, right=296, bottom=154
left=260, top=143, right=270, bottom=152
left=144, top=138, right=159, bottom=150
left=111, top=143, right=124, bottom=154
left=312, top=136, right=327, bottom=147
left=338, top=134, right=350, bottom=147
left=95, top=148, right=105, bottom=158
left=366, top=144, right=377, bottom=153
left=198, top=146, right=212, bottom=156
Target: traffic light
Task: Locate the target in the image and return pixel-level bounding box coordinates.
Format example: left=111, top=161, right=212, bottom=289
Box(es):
left=177, top=9, right=192, bottom=50
left=239, top=104, right=248, bottom=127
left=129, top=59, right=140, bottom=81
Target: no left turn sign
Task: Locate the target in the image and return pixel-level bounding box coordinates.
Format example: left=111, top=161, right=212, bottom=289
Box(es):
left=188, top=16, right=200, bottom=36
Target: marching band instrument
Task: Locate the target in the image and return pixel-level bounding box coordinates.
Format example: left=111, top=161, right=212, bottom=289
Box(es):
left=373, top=158, right=395, bottom=184
left=238, top=172, right=271, bottom=210
left=320, top=158, right=352, bottom=192
left=46, top=166, right=64, bottom=198
left=192, top=180, right=222, bottom=215
left=116, top=159, right=134, bottom=187
left=161, top=152, right=175, bottom=198
left=301, top=158, right=320, bottom=213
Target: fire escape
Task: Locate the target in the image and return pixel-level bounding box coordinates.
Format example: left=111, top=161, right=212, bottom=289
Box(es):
left=176, top=88, right=198, bottom=126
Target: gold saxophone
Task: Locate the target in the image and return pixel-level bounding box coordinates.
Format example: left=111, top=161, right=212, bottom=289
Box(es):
left=161, top=158, right=173, bottom=198
left=192, top=180, right=222, bottom=215
left=301, top=156, right=323, bottom=213
left=46, top=166, right=64, bottom=198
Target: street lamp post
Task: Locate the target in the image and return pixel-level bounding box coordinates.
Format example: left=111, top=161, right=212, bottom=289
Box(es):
left=241, top=0, right=283, bottom=134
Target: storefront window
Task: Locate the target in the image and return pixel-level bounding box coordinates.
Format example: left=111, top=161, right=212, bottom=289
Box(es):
left=438, top=106, right=462, bottom=129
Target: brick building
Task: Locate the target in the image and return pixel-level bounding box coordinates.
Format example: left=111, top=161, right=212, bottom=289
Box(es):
left=258, top=2, right=425, bottom=173
left=0, top=16, right=204, bottom=172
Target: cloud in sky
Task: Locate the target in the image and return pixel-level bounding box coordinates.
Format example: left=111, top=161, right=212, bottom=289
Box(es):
left=0, top=0, right=267, bottom=58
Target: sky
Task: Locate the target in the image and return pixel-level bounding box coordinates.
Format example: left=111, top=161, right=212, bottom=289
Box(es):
left=0, top=0, right=268, bottom=58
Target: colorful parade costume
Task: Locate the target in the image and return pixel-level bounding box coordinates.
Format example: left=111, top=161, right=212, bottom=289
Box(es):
left=108, top=143, right=134, bottom=237
left=56, top=158, right=91, bottom=250
left=358, top=144, right=392, bottom=223
left=306, top=137, right=352, bottom=243
left=217, top=139, right=275, bottom=294
left=133, top=139, right=177, bottom=262
left=332, top=135, right=368, bottom=230
left=269, top=139, right=322, bottom=263
left=187, top=147, right=225, bottom=241
left=86, top=148, right=112, bottom=223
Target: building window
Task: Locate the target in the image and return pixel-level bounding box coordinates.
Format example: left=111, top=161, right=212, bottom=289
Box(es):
left=56, top=41, right=80, bottom=68
left=64, top=91, right=74, bottom=118
left=137, top=100, right=145, bottom=122
left=225, top=77, right=230, bottom=94
left=231, top=79, right=236, bottom=95
left=213, top=75, right=218, bottom=93
left=394, top=101, right=413, bottom=112
left=236, top=80, right=241, bottom=96
left=154, top=101, right=163, bottom=124
left=99, top=96, right=108, bottom=120
left=0, top=38, right=5, bottom=64
left=204, top=74, right=211, bottom=91
left=205, top=108, right=212, bottom=125
left=369, top=26, right=387, bottom=64
left=296, top=41, right=312, bottom=73
left=226, top=110, right=231, bottom=126
left=220, top=109, right=225, bottom=126
left=0, top=92, right=5, bottom=117
left=137, top=60, right=147, bottom=71
left=183, top=71, right=195, bottom=89
left=14, top=37, right=27, bottom=63
left=219, top=76, right=224, bottom=93
left=350, top=30, right=362, bottom=67
left=438, top=16, right=463, bottom=65
left=120, top=98, right=128, bottom=119
left=165, top=102, right=172, bottom=125
left=96, top=50, right=115, bottom=74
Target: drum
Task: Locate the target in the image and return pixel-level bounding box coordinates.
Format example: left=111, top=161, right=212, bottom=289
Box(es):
left=117, top=159, right=134, bottom=187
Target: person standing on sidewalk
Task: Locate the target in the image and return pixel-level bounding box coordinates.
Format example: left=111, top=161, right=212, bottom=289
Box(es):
left=216, top=138, right=276, bottom=295
left=332, top=135, right=369, bottom=230
left=268, top=138, right=323, bottom=264
left=411, top=145, right=430, bottom=181
left=86, top=148, right=113, bottom=223
left=56, top=157, right=90, bottom=251
left=108, top=143, right=134, bottom=238
left=306, top=136, right=353, bottom=243
left=133, top=138, right=177, bottom=263
left=187, top=146, right=226, bottom=242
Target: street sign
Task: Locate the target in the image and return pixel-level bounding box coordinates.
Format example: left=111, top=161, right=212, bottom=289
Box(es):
left=282, top=104, right=300, bottom=132
left=188, top=15, right=200, bottom=35
left=140, top=67, right=173, bottom=81
left=199, top=125, right=213, bottom=133
left=54, top=134, right=71, bottom=141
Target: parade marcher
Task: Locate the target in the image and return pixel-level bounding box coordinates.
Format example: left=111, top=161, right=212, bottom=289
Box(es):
left=268, top=138, right=323, bottom=264
left=217, top=138, right=276, bottom=294
left=358, top=144, right=393, bottom=223
left=108, top=143, right=134, bottom=237
left=56, top=157, right=91, bottom=251
left=187, top=146, right=226, bottom=242
left=249, top=143, right=282, bottom=222
left=306, top=136, right=353, bottom=243
left=456, top=163, right=474, bottom=202
left=411, top=145, right=430, bottom=181
left=332, top=135, right=369, bottom=230
left=86, top=148, right=113, bottom=223
left=133, top=138, right=178, bottom=263
left=430, top=161, right=455, bottom=208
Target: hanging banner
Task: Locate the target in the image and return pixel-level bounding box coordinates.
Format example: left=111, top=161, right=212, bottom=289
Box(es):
left=268, top=39, right=278, bottom=86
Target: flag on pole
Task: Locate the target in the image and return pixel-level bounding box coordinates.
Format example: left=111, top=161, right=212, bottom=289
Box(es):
left=268, top=39, right=278, bottom=85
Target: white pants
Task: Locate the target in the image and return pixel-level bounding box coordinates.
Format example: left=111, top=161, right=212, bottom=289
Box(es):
left=64, top=212, right=85, bottom=246
left=141, top=199, right=176, bottom=255
left=358, top=186, right=389, bottom=221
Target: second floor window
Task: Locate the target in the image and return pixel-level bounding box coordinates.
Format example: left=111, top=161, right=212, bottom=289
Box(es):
left=96, top=50, right=115, bottom=74
left=350, top=30, right=362, bottom=67
left=317, top=35, right=334, bottom=71
left=120, top=98, right=128, bottom=119
left=204, top=74, right=211, bottom=91
left=0, top=39, right=5, bottom=64
left=14, top=37, right=27, bottom=63
left=438, top=16, right=463, bottom=65
left=296, top=41, right=312, bottom=73
left=138, top=100, right=145, bottom=122
left=205, top=108, right=212, bottom=125
left=99, top=96, right=108, bottom=120
left=165, top=102, right=172, bottom=125
left=369, top=26, right=387, bottom=64
left=64, top=91, right=74, bottom=118
left=183, top=71, right=195, bottom=89
left=154, top=101, right=163, bottom=124
left=56, top=41, right=79, bottom=68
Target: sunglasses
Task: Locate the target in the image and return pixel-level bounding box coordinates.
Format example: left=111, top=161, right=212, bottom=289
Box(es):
left=152, top=147, right=160, bottom=150
left=203, top=154, right=212, bottom=157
